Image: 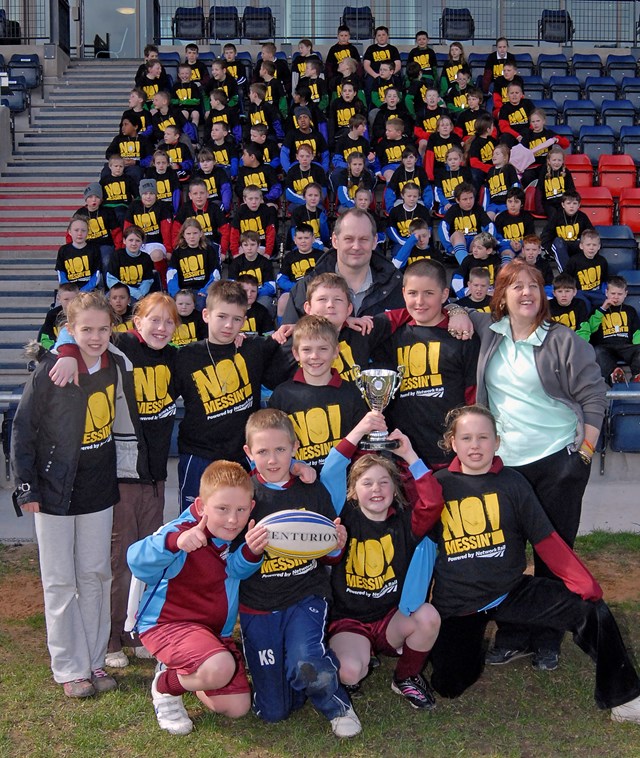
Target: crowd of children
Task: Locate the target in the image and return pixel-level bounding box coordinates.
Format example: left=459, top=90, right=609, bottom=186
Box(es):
left=11, top=25, right=640, bottom=742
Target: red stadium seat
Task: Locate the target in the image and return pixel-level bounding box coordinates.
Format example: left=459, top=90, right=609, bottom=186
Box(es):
left=598, top=154, right=638, bottom=198
left=565, top=154, right=594, bottom=189
left=578, top=187, right=614, bottom=226
left=619, top=188, right=640, bottom=233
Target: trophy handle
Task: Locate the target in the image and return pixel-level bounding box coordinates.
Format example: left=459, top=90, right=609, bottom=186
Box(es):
left=390, top=365, right=405, bottom=400
left=352, top=365, right=368, bottom=406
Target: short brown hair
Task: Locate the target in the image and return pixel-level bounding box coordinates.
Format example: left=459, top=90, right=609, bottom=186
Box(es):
left=206, top=280, right=248, bottom=312
left=245, top=408, right=296, bottom=447
left=199, top=460, right=253, bottom=502
left=306, top=272, right=351, bottom=304
left=347, top=454, right=405, bottom=508
left=440, top=404, right=497, bottom=452
left=292, top=315, right=339, bottom=351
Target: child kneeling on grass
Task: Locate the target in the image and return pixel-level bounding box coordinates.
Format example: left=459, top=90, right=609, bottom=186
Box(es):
left=426, top=404, right=640, bottom=725
left=127, top=461, right=269, bottom=735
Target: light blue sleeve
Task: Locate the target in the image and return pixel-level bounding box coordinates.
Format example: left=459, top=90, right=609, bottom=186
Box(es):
left=398, top=536, right=437, bottom=616
left=319, top=445, right=351, bottom=514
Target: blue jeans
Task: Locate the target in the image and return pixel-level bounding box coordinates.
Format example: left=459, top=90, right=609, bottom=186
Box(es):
left=240, top=595, right=351, bottom=722
left=177, top=453, right=212, bottom=513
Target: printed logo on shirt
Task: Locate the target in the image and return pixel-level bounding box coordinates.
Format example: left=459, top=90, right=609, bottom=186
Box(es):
left=82, top=383, right=115, bottom=447
left=105, top=181, right=128, bottom=202
left=243, top=171, right=267, bottom=191
left=337, top=105, right=356, bottom=128
left=479, top=141, right=494, bottom=162
left=544, top=175, right=565, bottom=199
left=397, top=342, right=443, bottom=394
left=501, top=220, right=524, bottom=240
left=157, top=116, right=178, bottom=134
left=174, top=86, right=193, bottom=102
left=452, top=92, right=468, bottom=110
left=308, top=82, right=320, bottom=103
left=453, top=213, right=479, bottom=235
left=134, top=210, right=160, bottom=234
left=433, top=142, right=453, bottom=164
left=552, top=310, right=577, bottom=330
left=344, top=534, right=397, bottom=595
left=372, top=49, right=391, bottom=63
left=441, top=491, right=505, bottom=557
left=384, top=143, right=405, bottom=164
left=528, top=135, right=550, bottom=156
left=293, top=175, right=314, bottom=195
left=120, top=264, right=144, bottom=285
left=290, top=404, right=342, bottom=465
left=241, top=316, right=257, bottom=333
left=488, top=172, right=507, bottom=198
left=420, top=114, right=439, bottom=133
left=508, top=107, right=528, bottom=126
left=250, top=110, right=267, bottom=127
left=179, top=253, right=206, bottom=282
left=290, top=256, right=316, bottom=280
left=192, top=212, right=213, bottom=236
left=64, top=255, right=92, bottom=281
left=134, top=364, right=174, bottom=417
left=238, top=265, right=264, bottom=285
left=156, top=178, right=172, bottom=200
left=576, top=264, right=602, bottom=292
left=334, top=48, right=351, bottom=65
left=557, top=221, right=579, bottom=241
left=165, top=146, right=181, bottom=165
left=172, top=321, right=198, bottom=346
left=210, top=111, right=229, bottom=126
left=212, top=147, right=231, bottom=166
left=87, top=217, right=107, bottom=241
left=191, top=353, right=253, bottom=417
left=204, top=175, right=219, bottom=198
left=239, top=217, right=265, bottom=240
left=294, top=138, right=318, bottom=157
left=260, top=554, right=316, bottom=574
left=601, top=310, right=630, bottom=339
left=333, top=341, right=358, bottom=381
left=441, top=175, right=463, bottom=201
left=120, top=140, right=140, bottom=159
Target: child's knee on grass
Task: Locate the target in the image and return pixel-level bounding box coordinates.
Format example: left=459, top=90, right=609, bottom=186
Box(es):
left=181, top=649, right=237, bottom=692
left=196, top=690, right=251, bottom=718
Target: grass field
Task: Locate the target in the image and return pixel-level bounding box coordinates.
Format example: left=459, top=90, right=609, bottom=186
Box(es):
left=2, top=534, right=640, bottom=758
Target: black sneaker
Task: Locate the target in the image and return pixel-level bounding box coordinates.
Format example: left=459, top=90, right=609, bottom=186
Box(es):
left=485, top=647, right=532, bottom=665
left=532, top=649, right=559, bottom=671
left=343, top=682, right=362, bottom=698
left=391, top=674, right=436, bottom=710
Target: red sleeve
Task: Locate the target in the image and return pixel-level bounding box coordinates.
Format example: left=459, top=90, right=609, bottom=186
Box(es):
left=424, top=149, right=436, bottom=181
left=534, top=532, right=603, bottom=601
left=492, top=92, right=503, bottom=117
left=464, top=385, right=477, bottom=404
left=410, top=470, right=445, bottom=536
left=123, top=219, right=132, bottom=233
left=264, top=223, right=276, bottom=257
left=498, top=118, right=519, bottom=140
left=453, top=126, right=464, bottom=139
left=482, top=69, right=492, bottom=94
left=555, top=133, right=570, bottom=150
left=414, top=126, right=430, bottom=142
left=111, top=226, right=123, bottom=249
left=218, top=221, right=230, bottom=257
left=469, top=156, right=491, bottom=173
left=160, top=218, right=173, bottom=254
left=384, top=307, right=412, bottom=332
left=171, top=220, right=182, bottom=250
left=65, top=231, right=72, bottom=244
left=57, top=344, right=81, bottom=359
left=229, top=226, right=240, bottom=257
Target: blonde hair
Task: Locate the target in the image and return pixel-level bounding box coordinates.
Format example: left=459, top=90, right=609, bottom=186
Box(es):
left=440, top=405, right=497, bottom=452
left=347, top=454, right=406, bottom=509
left=199, top=460, right=253, bottom=502
left=245, top=408, right=297, bottom=447
left=292, top=315, right=339, bottom=350
left=67, top=291, right=115, bottom=328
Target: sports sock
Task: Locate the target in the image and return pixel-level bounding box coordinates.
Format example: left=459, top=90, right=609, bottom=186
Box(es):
left=394, top=644, right=430, bottom=680
left=453, top=242, right=468, bottom=264
left=157, top=668, right=187, bottom=696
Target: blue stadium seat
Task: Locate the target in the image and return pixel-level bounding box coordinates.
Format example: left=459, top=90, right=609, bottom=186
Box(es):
left=468, top=52, right=486, bottom=85
left=553, top=124, right=575, bottom=153
left=0, top=54, right=5, bottom=72
left=598, top=244, right=638, bottom=276
left=537, top=53, right=569, bottom=84
left=547, top=75, right=581, bottom=107
left=242, top=7, right=275, bottom=41
left=605, top=54, right=638, bottom=86
left=158, top=51, right=179, bottom=86
left=208, top=6, right=239, bottom=40
left=7, top=54, right=41, bottom=91
left=514, top=53, right=535, bottom=77
left=571, top=53, right=602, bottom=86
left=532, top=99, right=558, bottom=124
left=601, top=99, right=636, bottom=136
left=172, top=7, right=205, bottom=41
left=578, top=125, right=616, bottom=165
left=621, top=78, right=640, bottom=112
left=341, top=6, right=374, bottom=40
left=618, top=270, right=640, bottom=292
left=2, top=76, right=28, bottom=114
left=521, top=75, right=545, bottom=100
left=197, top=51, right=216, bottom=66
left=584, top=76, right=618, bottom=109
left=562, top=100, right=597, bottom=136
left=436, top=52, right=448, bottom=68
left=605, top=386, right=640, bottom=460
left=620, top=125, right=640, bottom=166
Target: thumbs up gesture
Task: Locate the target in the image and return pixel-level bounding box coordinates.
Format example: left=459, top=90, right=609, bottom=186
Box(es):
left=177, top=512, right=210, bottom=553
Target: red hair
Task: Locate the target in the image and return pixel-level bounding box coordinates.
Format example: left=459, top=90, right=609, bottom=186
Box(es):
left=490, top=259, right=550, bottom=329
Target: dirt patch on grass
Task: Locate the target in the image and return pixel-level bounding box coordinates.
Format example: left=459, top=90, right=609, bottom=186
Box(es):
left=0, top=544, right=638, bottom=625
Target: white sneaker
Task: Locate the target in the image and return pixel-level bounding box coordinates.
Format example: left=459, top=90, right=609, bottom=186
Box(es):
left=151, top=665, right=194, bottom=735
left=611, top=693, right=640, bottom=724
left=105, top=650, right=129, bottom=668
left=135, top=645, right=154, bottom=659
left=330, top=704, right=362, bottom=738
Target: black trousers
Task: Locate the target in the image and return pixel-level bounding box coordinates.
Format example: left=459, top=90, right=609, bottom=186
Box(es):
left=431, top=575, right=640, bottom=709
left=494, top=446, right=592, bottom=653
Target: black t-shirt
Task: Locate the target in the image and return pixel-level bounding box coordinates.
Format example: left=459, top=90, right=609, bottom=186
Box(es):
left=590, top=304, right=640, bottom=348
left=55, top=243, right=101, bottom=285
left=387, top=203, right=431, bottom=240
left=227, top=254, right=274, bottom=288
left=549, top=297, right=589, bottom=331
left=174, top=337, right=278, bottom=461
left=241, top=302, right=273, bottom=335
left=431, top=463, right=554, bottom=618
left=443, top=203, right=492, bottom=237
left=485, top=164, right=519, bottom=205
left=456, top=294, right=492, bottom=312
left=38, top=305, right=65, bottom=346
left=110, top=248, right=155, bottom=287
left=494, top=209, right=536, bottom=243
left=238, top=477, right=337, bottom=611
left=325, top=42, right=361, bottom=77
left=172, top=309, right=207, bottom=347
left=279, top=249, right=318, bottom=283
left=268, top=370, right=367, bottom=470
left=384, top=319, right=480, bottom=466
left=170, top=244, right=221, bottom=290
left=363, top=43, right=401, bottom=74
left=455, top=252, right=502, bottom=288
left=69, top=359, right=119, bottom=515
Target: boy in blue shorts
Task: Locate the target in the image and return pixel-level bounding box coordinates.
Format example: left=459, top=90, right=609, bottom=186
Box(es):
left=240, top=408, right=374, bottom=738
left=127, top=460, right=268, bottom=735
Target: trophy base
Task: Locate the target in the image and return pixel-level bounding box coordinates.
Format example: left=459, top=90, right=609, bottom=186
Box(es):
left=359, top=438, right=401, bottom=451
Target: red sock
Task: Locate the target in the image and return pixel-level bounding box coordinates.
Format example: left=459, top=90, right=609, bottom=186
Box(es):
left=157, top=668, right=187, bottom=696
left=394, top=644, right=430, bottom=680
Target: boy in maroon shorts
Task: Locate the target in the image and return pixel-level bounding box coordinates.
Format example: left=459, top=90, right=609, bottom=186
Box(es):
left=127, top=461, right=268, bottom=735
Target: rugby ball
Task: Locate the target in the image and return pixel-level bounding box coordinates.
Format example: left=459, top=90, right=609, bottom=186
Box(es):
left=257, top=509, right=338, bottom=560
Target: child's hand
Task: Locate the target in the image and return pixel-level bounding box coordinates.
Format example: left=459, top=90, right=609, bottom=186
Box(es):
left=177, top=513, right=210, bottom=552
left=271, top=323, right=294, bottom=344
left=347, top=410, right=387, bottom=445
left=49, top=356, right=79, bottom=387
left=291, top=460, right=317, bottom=484
left=245, top=518, right=269, bottom=556
left=334, top=518, right=347, bottom=552
left=346, top=315, right=374, bottom=335
left=388, top=429, right=419, bottom=465
left=234, top=332, right=247, bottom=348
left=600, top=297, right=611, bottom=311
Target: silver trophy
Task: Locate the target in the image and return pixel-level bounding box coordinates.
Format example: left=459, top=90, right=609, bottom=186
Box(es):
left=353, top=365, right=405, bottom=450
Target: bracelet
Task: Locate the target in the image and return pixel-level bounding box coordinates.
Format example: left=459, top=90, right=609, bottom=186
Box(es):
left=578, top=449, right=593, bottom=466
left=446, top=305, right=467, bottom=318
left=581, top=440, right=595, bottom=454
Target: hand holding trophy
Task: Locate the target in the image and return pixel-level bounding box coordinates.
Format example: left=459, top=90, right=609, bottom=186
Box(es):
left=353, top=365, right=405, bottom=450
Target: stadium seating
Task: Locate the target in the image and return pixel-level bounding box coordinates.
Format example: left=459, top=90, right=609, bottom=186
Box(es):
left=553, top=124, right=575, bottom=153
left=7, top=54, right=42, bottom=94
left=2, top=76, right=28, bottom=116
left=578, top=187, right=614, bottom=226
left=537, top=53, right=569, bottom=83
left=571, top=53, right=602, bottom=85
left=521, top=75, right=545, bottom=100
left=158, top=51, right=180, bottom=86
left=208, top=6, right=240, bottom=40
left=564, top=154, right=594, bottom=188
left=605, top=54, right=638, bottom=86
left=597, top=155, right=637, bottom=198
left=547, top=75, right=581, bottom=106
left=562, top=100, right=597, bottom=136
left=578, top=125, right=616, bottom=166
left=584, top=76, right=617, bottom=109
left=440, top=8, right=475, bottom=41
left=538, top=9, right=574, bottom=44
left=601, top=99, right=636, bottom=137
left=241, top=7, right=275, bottom=41
left=468, top=52, right=486, bottom=85
left=619, top=189, right=640, bottom=233
left=514, top=53, right=535, bottom=77
left=621, top=78, right=640, bottom=112
left=341, top=6, right=374, bottom=40
left=597, top=231, right=639, bottom=275
left=172, top=7, right=205, bottom=41
left=532, top=99, right=558, bottom=123
left=620, top=126, right=640, bottom=166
